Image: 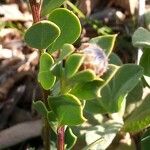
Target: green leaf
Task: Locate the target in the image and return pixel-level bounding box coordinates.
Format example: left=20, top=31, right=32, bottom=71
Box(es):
left=126, top=81, right=143, bottom=103
left=51, top=62, right=63, bottom=78
left=140, top=48, right=150, bottom=76
left=70, top=69, right=96, bottom=83
left=65, top=53, right=84, bottom=78
left=38, top=52, right=56, bottom=90
left=84, top=98, right=107, bottom=114
left=65, top=127, right=77, bottom=149
left=132, top=27, right=150, bottom=48
left=39, top=52, right=54, bottom=72
left=110, top=64, right=143, bottom=99
left=47, top=111, right=57, bottom=122
left=24, top=20, right=60, bottom=50
left=125, top=81, right=143, bottom=117
left=38, top=71, right=56, bottom=90
left=42, top=0, right=65, bottom=16
left=100, top=64, right=143, bottom=112
left=33, top=101, right=48, bottom=118
left=89, top=34, right=117, bottom=56
left=141, top=129, right=150, bottom=150
left=101, top=64, right=119, bottom=87
left=47, top=111, right=58, bottom=133
left=109, top=52, right=122, bottom=66
left=59, top=44, right=75, bottom=60
left=143, top=75, right=150, bottom=87
left=124, top=95, right=150, bottom=133
left=71, top=79, right=103, bottom=100
left=48, top=8, right=81, bottom=52
left=48, top=94, right=86, bottom=125
left=83, top=118, right=123, bottom=150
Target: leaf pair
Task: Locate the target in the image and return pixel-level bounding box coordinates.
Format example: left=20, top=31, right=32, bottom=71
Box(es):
left=38, top=52, right=56, bottom=90
left=33, top=94, right=86, bottom=126
left=24, top=8, right=81, bottom=52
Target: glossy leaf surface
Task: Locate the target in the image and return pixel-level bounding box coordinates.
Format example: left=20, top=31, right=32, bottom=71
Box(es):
left=33, top=101, right=48, bottom=118
left=48, top=8, right=81, bottom=51
left=65, top=127, right=77, bottom=149
left=48, top=94, right=86, bottom=125
left=42, top=0, right=65, bottom=16
left=132, top=27, right=150, bottom=48
left=65, top=53, right=84, bottom=78
left=24, top=21, right=60, bottom=49
left=38, top=52, right=56, bottom=90
left=71, top=79, right=103, bottom=100
left=90, top=34, right=117, bottom=56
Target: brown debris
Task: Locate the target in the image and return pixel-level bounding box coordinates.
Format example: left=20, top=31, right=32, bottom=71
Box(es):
left=0, top=120, right=42, bottom=149
left=0, top=71, right=33, bottom=101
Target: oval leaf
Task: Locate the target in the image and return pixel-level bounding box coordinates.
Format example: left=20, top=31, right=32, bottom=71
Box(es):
left=65, top=53, right=84, bottom=78
left=59, top=44, right=75, bottom=60
left=39, top=52, right=54, bottom=72
left=48, top=8, right=81, bottom=52
left=132, top=27, right=150, bottom=48
left=24, top=20, right=60, bottom=49
left=38, top=71, right=56, bottom=90
left=89, top=34, right=117, bottom=56
left=33, top=101, right=48, bottom=118
left=42, top=0, right=65, bottom=16
left=48, top=94, right=86, bottom=125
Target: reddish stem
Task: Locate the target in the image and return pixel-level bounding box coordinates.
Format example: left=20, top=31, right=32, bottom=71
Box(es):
left=57, top=126, right=65, bottom=150
left=29, top=0, right=41, bottom=23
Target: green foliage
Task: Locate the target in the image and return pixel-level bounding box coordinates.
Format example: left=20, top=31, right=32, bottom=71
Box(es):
left=101, top=64, right=119, bottom=87
left=126, top=81, right=143, bottom=103
left=59, top=44, right=75, bottom=60
left=99, top=64, right=143, bottom=112
left=132, top=27, right=150, bottom=48
left=24, top=2, right=149, bottom=147
left=140, top=48, right=150, bottom=76
left=70, top=69, right=96, bottom=83
left=42, top=0, right=66, bottom=16
left=65, top=53, right=84, bottom=78
left=48, top=94, right=86, bottom=125
left=48, top=8, right=81, bottom=52
left=90, top=34, right=117, bottom=56
left=38, top=52, right=56, bottom=90
left=109, top=53, right=122, bottom=66
left=141, top=129, right=150, bottom=150
left=33, top=101, right=48, bottom=118
left=124, top=95, right=150, bottom=133
left=83, top=116, right=123, bottom=150
left=65, top=127, right=77, bottom=149
left=70, top=79, right=103, bottom=100
left=24, top=21, right=60, bottom=50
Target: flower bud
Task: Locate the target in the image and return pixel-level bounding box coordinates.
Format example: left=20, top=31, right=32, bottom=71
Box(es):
left=80, top=43, right=108, bottom=76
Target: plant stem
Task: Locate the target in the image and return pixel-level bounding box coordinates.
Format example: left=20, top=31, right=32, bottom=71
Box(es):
left=28, top=1, right=50, bottom=149
left=29, top=0, right=41, bottom=23
left=57, top=126, right=65, bottom=150
left=43, top=90, right=50, bottom=150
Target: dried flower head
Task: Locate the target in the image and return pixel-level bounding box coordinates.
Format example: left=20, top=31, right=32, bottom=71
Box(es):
left=80, top=43, right=108, bottom=76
